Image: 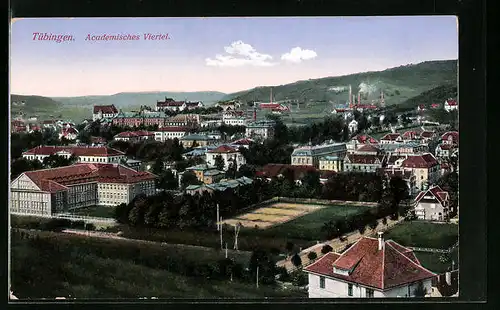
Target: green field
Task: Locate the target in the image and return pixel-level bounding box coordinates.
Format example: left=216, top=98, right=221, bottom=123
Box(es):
left=243, top=204, right=373, bottom=241
left=71, top=205, right=116, bottom=218
left=414, top=247, right=459, bottom=274
left=11, top=230, right=304, bottom=299
left=384, top=221, right=458, bottom=249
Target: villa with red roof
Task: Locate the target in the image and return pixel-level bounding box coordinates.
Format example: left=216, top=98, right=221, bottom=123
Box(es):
left=22, top=146, right=126, bottom=164
left=10, top=163, right=157, bottom=216
left=205, top=145, right=246, bottom=171
left=156, top=98, right=204, bottom=112
left=93, top=105, right=119, bottom=121
left=414, top=185, right=450, bottom=221
left=304, top=233, right=436, bottom=298
left=380, top=133, right=403, bottom=144
left=435, top=143, right=458, bottom=159
left=444, top=99, right=458, bottom=112
left=344, top=154, right=385, bottom=173
left=401, top=153, right=440, bottom=191
left=59, top=127, right=79, bottom=140
left=441, top=131, right=459, bottom=146
left=419, top=131, right=437, bottom=143
left=402, top=131, right=419, bottom=141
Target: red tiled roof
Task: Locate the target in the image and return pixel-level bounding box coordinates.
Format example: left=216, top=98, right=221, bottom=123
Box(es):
left=381, top=133, right=402, bottom=141
left=401, top=153, right=439, bottom=168
left=420, top=131, right=435, bottom=138
left=441, top=131, right=459, bottom=144
left=93, top=105, right=118, bottom=114
left=115, top=131, right=154, bottom=138
left=346, top=154, right=384, bottom=165
left=61, top=127, right=78, bottom=135
left=353, top=104, right=377, bottom=109
left=356, top=144, right=380, bottom=153
left=354, top=135, right=378, bottom=144
left=414, top=185, right=449, bottom=206
left=445, top=99, right=458, bottom=106
left=232, top=138, right=254, bottom=145
left=402, top=131, right=418, bottom=139
left=157, top=100, right=185, bottom=107
left=156, top=126, right=190, bottom=132
left=208, top=145, right=238, bottom=153
left=23, top=146, right=125, bottom=157
left=259, top=103, right=281, bottom=109
left=23, top=163, right=156, bottom=193
left=304, top=237, right=436, bottom=290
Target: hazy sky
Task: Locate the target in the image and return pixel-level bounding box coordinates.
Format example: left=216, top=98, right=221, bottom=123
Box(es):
left=10, top=17, right=458, bottom=97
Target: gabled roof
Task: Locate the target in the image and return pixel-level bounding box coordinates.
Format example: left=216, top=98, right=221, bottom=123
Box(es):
left=441, top=131, right=459, bottom=144
left=414, top=185, right=449, bottom=206
left=21, top=163, right=157, bottom=192
left=207, top=145, right=238, bottom=153
left=93, top=105, right=118, bottom=114
left=356, top=144, right=380, bottom=153
left=436, top=144, right=458, bottom=151
left=345, top=154, right=384, bottom=165
left=420, top=131, right=435, bottom=138
left=445, top=99, right=458, bottom=106
left=23, top=146, right=124, bottom=157
left=353, top=135, right=378, bottom=144
left=401, top=153, right=439, bottom=168
left=402, top=131, right=418, bottom=139
left=155, top=126, right=190, bottom=132
left=304, top=237, right=436, bottom=290
left=232, top=138, right=254, bottom=145
left=381, top=133, right=402, bottom=141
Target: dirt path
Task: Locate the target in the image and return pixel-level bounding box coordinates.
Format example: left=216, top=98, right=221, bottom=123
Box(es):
left=276, top=217, right=404, bottom=273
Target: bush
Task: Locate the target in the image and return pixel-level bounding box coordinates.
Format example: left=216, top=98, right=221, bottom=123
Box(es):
left=291, top=253, right=302, bottom=268
left=292, top=272, right=308, bottom=286
left=307, top=252, right=317, bottom=261
left=321, top=244, right=333, bottom=254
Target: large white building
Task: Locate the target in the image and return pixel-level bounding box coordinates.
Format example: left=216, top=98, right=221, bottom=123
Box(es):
left=245, top=120, right=276, bottom=140
left=154, top=126, right=190, bottom=142
left=93, top=105, right=119, bottom=121
left=10, top=163, right=157, bottom=216
left=304, top=234, right=436, bottom=298
left=205, top=145, right=246, bottom=171
left=444, top=99, right=458, bottom=112
left=22, top=146, right=126, bottom=164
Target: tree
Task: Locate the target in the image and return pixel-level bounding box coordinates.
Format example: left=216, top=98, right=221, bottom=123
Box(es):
left=291, top=253, right=302, bottom=269
left=413, top=281, right=427, bottom=297
left=302, top=170, right=321, bottom=193
left=382, top=217, right=388, bottom=226
left=180, top=171, right=202, bottom=189
left=214, top=155, right=225, bottom=171
left=285, top=241, right=294, bottom=254
left=321, top=244, right=333, bottom=254
left=226, top=158, right=237, bottom=179
left=307, top=251, right=318, bottom=261
left=237, top=164, right=256, bottom=178
left=151, top=157, right=165, bottom=176
left=158, top=169, right=178, bottom=190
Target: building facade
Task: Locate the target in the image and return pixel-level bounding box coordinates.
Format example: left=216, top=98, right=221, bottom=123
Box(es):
left=291, top=143, right=347, bottom=168
left=304, top=234, right=436, bottom=298
left=401, top=153, right=440, bottom=191
left=205, top=145, right=246, bottom=171
left=10, top=163, right=157, bottom=216
left=154, top=127, right=190, bottom=142
left=93, top=105, right=119, bottom=121
left=245, top=120, right=276, bottom=140
left=22, top=146, right=126, bottom=164
left=414, top=185, right=450, bottom=221
left=318, top=156, right=344, bottom=172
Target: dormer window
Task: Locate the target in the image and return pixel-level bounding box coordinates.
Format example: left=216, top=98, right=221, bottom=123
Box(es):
left=333, top=267, right=350, bottom=276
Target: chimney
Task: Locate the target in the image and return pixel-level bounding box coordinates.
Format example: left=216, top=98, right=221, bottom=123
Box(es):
left=377, top=231, right=384, bottom=250
left=253, top=108, right=257, bottom=121
left=349, top=85, right=352, bottom=108
left=445, top=271, right=452, bottom=286
left=358, top=92, right=361, bottom=106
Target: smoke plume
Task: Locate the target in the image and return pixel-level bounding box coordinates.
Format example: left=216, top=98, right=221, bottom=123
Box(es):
left=328, top=86, right=348, bottom=93
left=358, top=82, right=378, bottom=95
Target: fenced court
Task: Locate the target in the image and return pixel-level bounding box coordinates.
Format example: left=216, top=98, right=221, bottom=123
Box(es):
left=221, top=202, right=324, bottom=229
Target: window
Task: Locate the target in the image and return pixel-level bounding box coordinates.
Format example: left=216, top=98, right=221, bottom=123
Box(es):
left=366, top=288, right=374, bottom=298
left=319, top=276, right=325, bottom=289
left=348, top=283, right=353, bottom=296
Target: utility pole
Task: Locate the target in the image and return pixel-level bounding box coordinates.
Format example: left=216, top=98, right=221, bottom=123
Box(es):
left=220, top=216, right=223, bottom=250
left=216, top=204, right=220, bottom=231
left=225, top=242, right=228, bottom=258
left=256, top=266, right=259, bottom=288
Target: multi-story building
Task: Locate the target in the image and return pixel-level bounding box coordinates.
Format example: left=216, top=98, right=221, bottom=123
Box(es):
left=318, top=156, right=344, bottom=172
left=22, top=146, right=126, bottom=164
left=414, top=185, right=450, bottom=221
left=156, top=98, right=204, bottom=112
left=222, top=112, right=247, bottom=126
left=441, top=131, right=459, bottom=145
left=245, top=120, right=276, bottom=140
left=205, top=145, right=246, bottom=171
left=154, top=127, right=190, bottom=142
left=114, top=130, right=155, bottom=142
left=444, top=99, right=458, bottom=112
left=401, top=153, right=440, bottom=191
left=347, top=135, right=379, bottom=153
left=10, top=163, right=157, bottom=216
left=111, top=110, right=167, bottom=128
left=291, top=142, right=347, bottom=168
left=180, top=134, right=216, bottom=147
left=164, top=114, right=200, bottom=127
left=93, top=105, right=119, bottom=121
left=435, top=144, right=458, bottom=159
left=304, top=233, right=436, bottom=298
left=59, top=127, right=79, bottom=140
left=344, top=154, right=385, bottom=173
left=380, top=133, right=403, bottom=144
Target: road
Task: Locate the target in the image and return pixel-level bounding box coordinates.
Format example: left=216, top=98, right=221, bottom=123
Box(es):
left=276, top=216, right=404, bottom=273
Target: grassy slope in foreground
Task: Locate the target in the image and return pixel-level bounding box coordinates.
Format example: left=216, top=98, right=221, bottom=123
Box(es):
left=11, top=230, right=304, bottom=299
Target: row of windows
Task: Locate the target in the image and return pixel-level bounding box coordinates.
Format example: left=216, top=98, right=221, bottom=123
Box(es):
left=319, top=277, right=374, bottom=297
